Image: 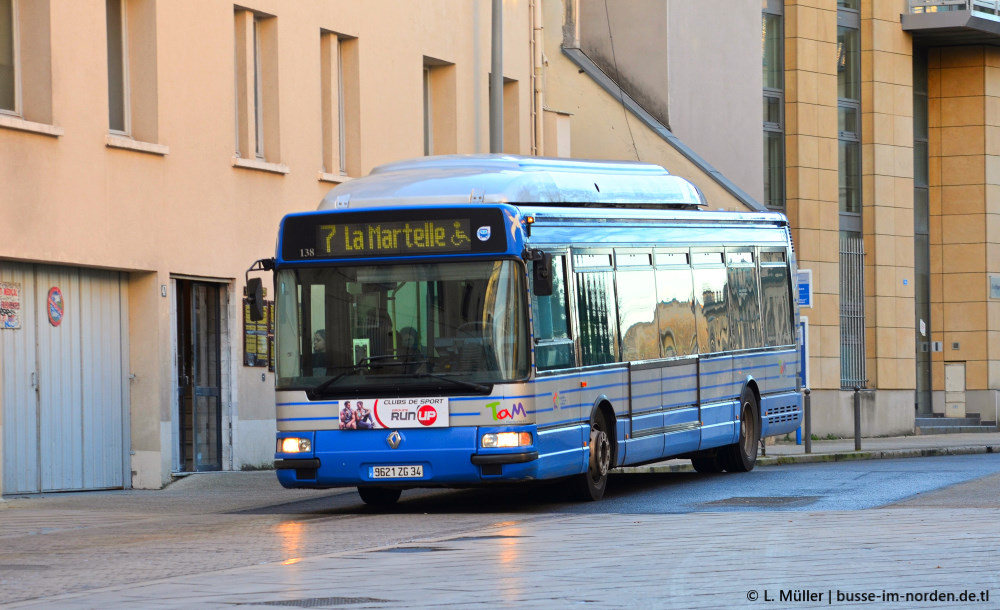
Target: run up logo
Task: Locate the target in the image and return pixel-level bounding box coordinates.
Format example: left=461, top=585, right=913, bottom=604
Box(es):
left=390, top=404, right=438, bottom=426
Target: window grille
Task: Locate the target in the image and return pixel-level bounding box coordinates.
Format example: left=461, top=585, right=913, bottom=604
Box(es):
left=839, top=231, right=866, bottom=388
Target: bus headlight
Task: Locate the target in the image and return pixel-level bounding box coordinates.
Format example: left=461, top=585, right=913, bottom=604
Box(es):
left=481, top=432, right=532, bottom=448
left=278, top=437, right=312, bottom=453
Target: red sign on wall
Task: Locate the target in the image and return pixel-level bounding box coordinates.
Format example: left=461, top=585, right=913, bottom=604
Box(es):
left=47, top=287, right=65, bottom=327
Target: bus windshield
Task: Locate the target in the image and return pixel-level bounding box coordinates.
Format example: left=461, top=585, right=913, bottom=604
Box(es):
left=275, top=259, right=529, bottom=393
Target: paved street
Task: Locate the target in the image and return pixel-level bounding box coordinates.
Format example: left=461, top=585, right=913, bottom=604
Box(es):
left=1, top=434, right=998, bottom=608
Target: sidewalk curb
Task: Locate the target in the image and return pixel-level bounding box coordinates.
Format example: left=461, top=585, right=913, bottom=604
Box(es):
left=619, top=444, right=999, bottom=475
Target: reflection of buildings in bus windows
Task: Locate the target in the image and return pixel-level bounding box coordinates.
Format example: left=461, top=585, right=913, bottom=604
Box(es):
left=701, top=289, right=729, bottom=352
left=576, top=272, right=617, bottom=365
left=622, top=318, right=658, bottom=361
left=655, top=300, right=697, bottom=357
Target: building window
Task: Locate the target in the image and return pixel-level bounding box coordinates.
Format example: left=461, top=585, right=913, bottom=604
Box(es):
left=0, top=0, right=16, bottom=113
left=913, top=48, right=931, bottom=414
left=423, top=57, right=456, bottom=156
left=503, top=78, right=519, bottom=154
left=762, top=0, right=784, bottom=211
left=837, top=3, right=865, bottom=388
left=102, top=0, right=158, bottom=144
left=252, top=17, right=263, bottom=158
left=423, top=66, right=432, bottom=155
left=106, top=0, right=128, bottom=133
left=837, top=23, right=861, bottom=215
left=0, top=0, right=54, bottom=128
left=235, top=9, right=278, bottom=162
left=320, top=31, right=359, bottom=178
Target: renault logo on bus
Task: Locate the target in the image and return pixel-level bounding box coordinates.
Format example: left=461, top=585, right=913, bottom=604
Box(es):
left=386, top=430, right=402, bottom=449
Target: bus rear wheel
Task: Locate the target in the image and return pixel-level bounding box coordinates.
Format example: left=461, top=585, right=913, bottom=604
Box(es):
left=721, top=387, right=759, bottom=473
left=574, top=411, right=612, bottom=501
left=357, top=486, right=402, bottom=506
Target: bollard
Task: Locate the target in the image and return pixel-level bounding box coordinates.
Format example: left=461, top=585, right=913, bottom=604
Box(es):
left=804, top=388, right=812, bottom=454
left=853, top=385, right=861, bottom=451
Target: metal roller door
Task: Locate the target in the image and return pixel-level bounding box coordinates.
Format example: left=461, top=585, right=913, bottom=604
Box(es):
left=1, top=262, right=129, bottom=494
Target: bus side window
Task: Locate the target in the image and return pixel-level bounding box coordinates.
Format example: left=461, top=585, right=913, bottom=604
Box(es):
left=655, top=267, right=697, bottom=357
left=616, top=267, right=659, bottom=361
left=531, top=255, right=574, bottom=370
left=727, top=252, right=762, bottom=350
left=576, top=269, right=619, bottom=366
left=760, top=262, right=793, bottom=346
left=692, top=252, right=728, bottom=354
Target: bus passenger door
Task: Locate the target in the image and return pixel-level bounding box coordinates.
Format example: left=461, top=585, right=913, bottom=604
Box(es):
left=530, top=254, right=586, bottom=477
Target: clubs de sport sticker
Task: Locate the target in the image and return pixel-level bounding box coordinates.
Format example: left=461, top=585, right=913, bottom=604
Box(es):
left=338, top=397, right=448, bottom=430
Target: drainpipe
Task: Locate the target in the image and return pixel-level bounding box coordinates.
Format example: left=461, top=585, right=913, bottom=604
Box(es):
left=531, top=0, right=545, bottom=156
left=490, top=0, right=503, bottom=153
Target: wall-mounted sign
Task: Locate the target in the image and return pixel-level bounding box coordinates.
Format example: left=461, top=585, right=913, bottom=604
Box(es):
left=797, top=269, right=812, bottom=308
left=990, top=275, right=1000, bottom=299
left=243, top=298, right=273, bottom=370
left=47, top=287, right=65, bottom=327
left=0, top=281, right=22, bottom=329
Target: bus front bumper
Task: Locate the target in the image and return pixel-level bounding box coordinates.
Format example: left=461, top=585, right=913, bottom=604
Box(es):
left=274, top=427, right=540, bottom=489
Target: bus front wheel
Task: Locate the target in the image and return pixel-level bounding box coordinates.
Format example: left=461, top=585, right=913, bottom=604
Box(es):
left=358, top=486, right=402, bottom=506
left=721, top=387, right=760, bottom=473
left=574, top=411, right=612, bottom=501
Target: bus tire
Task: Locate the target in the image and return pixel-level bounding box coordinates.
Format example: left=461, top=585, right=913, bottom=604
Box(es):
left=574, top=410, right=612, bottom=501
left=721, top=387, right=760, bottom=473
left=691, top=454, right=725, bottom=473
left=357, top=486, right=402, bottom=506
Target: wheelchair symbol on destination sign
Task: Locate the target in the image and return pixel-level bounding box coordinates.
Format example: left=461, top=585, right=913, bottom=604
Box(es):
left=451, top=222, right=471, bottom=246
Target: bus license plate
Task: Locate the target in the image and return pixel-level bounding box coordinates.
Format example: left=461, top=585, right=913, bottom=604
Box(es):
left=370, top=465, right=423, bottom=479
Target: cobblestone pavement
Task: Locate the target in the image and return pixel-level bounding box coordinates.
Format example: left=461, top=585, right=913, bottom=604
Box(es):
left=6, top=506, right=999, bottom=609
left=1, top=434, right=998, bottom=608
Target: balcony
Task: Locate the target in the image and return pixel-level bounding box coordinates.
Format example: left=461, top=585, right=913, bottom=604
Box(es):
left=903, top=0, right=1000, bottom=46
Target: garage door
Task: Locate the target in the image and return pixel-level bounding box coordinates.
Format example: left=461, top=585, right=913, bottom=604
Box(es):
left=1, top=263, right=129, bottom=494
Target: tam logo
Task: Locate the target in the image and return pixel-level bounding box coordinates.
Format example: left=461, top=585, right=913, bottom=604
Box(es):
left=417, top=404, right=438, bottom=426
left=487, top=401, right=527, bottom=421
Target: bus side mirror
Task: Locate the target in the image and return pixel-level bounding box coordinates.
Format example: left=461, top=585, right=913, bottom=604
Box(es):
left=532, top=252, right=553, bottom=297
left=247, top=277, right=265, bottom=321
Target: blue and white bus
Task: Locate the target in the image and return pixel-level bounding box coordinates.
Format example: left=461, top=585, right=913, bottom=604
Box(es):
left=248, top=155, right=802, bottom=504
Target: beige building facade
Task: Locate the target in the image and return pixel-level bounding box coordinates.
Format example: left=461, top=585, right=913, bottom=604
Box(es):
left=1, top=0, right=762, bottom=494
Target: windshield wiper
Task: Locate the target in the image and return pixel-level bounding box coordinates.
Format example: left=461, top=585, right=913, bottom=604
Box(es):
left=308, top=356, right=490, bottom=397
left=308, top=355, right=400, bottom=397
left=409, top=372, right=490, bottom=393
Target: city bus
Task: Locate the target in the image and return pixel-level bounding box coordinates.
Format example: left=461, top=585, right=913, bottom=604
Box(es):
left=247, top=155, right=802, bottom=504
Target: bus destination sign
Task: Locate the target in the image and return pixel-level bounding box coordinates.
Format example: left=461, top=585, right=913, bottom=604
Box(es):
left=280, top=207, right=509, bottom=261
left=317, top=219, right=473, bottom=256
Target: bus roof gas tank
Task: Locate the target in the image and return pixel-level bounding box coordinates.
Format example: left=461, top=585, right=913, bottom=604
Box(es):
left=318, top=154, right=708, bottom=211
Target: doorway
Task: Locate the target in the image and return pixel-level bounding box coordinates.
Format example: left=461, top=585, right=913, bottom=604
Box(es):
left=175, top=280, right=223, bottom=472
